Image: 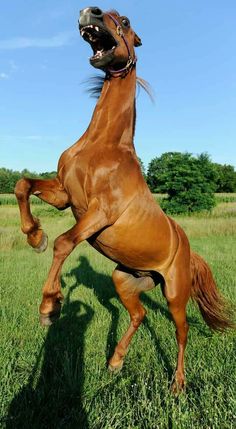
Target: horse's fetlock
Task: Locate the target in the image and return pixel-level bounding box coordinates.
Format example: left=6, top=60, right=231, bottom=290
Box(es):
left=22, top=223, right=36, bottom=234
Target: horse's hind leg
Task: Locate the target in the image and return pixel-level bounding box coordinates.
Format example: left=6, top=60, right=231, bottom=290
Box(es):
left=163, top=272, right=190, bottom=393
left=109, top=267, right=155, bottom=371
left=15, top=177, right=69, bottom=251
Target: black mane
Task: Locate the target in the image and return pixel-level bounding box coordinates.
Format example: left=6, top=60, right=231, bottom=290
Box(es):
left=84, top=75, right=154, bottom=101
left=84, top=75, right=107, bottom=99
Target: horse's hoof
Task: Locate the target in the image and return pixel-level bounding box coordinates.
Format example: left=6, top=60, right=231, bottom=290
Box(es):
left=34, top=231, right=48, bottom=253
left=171, top=379, right=185, bottom=396
left=108, top=361, right=124, bottom=373
left=39, top=310, right=60, bottom=327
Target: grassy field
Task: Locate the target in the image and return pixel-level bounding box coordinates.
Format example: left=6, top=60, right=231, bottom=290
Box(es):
left=0, top=195, right=235, bottom=429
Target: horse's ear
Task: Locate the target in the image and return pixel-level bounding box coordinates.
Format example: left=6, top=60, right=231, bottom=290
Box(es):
left=134, top=33, right=142, bottom=47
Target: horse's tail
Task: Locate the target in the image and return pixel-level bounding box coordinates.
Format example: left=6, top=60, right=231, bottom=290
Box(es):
left=190, top=251, right=235, bottom=331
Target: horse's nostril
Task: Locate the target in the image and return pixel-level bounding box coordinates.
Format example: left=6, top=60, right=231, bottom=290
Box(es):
left=91, top=7, right=103, bottom=17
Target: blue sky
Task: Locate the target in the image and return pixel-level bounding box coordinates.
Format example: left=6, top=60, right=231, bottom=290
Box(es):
left=0, top=1, right=235, bottom=172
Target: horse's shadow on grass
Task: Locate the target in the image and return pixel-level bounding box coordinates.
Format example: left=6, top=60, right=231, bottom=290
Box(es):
left=62, top=255, right=120, bottom=361
left=6, top=284, right=93, bottom=429
left=6, top=256, right=210, bottom=428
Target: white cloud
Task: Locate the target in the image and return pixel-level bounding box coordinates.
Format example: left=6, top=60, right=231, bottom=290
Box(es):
left=0, top=72, right=9, bottom=79
left=0, top=31, right=75, bottom=50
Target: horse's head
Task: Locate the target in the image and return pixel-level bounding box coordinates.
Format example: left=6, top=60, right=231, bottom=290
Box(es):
left=79, top=7, right=142, bottom=74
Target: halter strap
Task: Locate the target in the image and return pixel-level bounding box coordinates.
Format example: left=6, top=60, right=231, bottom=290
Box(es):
left=106, top=13, right=137, bottom=77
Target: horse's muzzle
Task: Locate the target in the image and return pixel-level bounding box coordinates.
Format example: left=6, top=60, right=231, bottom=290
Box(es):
left=79, top=6, right=103, bottom=28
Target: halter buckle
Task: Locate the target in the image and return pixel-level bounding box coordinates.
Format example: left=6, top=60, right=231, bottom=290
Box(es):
left=116, top=25, right=124, bottom=37
left=126, top=56, right=133, bottom=68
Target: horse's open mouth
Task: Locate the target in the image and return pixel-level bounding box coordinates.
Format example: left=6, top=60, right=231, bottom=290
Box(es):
left=80, top=25, right=117, bottom=65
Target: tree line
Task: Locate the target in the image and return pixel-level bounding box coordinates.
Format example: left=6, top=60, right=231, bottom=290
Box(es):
left=0, top=168, right=57, bottom=194
left=1, top=152, right=236, bottom=214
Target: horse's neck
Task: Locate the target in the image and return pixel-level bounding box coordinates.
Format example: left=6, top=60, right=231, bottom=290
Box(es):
left=57, top=70, right=136, bottom=175
left=87, top=69, right=137, bottom=149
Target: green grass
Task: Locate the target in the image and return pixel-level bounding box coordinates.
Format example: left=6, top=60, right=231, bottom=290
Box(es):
left=153, top=192, right=236, bottom=205
left=214, top=193, right=236, bottom=203
left=2, top=192, right=236, bottom=206
left=0, top=194, right=45, bottom=206
left=0, top=199, right=236, bottom=428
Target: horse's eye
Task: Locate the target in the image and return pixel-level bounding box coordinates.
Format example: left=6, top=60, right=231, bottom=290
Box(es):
left=121, top=18, right=130, bottom=28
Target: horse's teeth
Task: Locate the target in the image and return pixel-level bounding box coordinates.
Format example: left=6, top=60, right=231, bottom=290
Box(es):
left=94, top=50, right=104, bottom=58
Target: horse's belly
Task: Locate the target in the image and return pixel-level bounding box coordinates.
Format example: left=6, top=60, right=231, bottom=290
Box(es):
left=89, top=205, right=176, bottom=272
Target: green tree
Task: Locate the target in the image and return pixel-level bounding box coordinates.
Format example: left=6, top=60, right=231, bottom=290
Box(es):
left=147, top=152, right=217, bottom=214
left=137, top=157, right=146, bottom=180
left=39, top=171, right=57, bottom=179
left=0, top=168, right=21, bottom=193
left=0, top=168, right=58, bottom=193
left=213, top=163, right=236, bottom=192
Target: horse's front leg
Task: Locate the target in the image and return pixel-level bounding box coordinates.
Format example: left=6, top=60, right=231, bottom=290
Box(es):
left=39, top=198, right=109, bottom=325
left=14, top=177, right=69, bottom=251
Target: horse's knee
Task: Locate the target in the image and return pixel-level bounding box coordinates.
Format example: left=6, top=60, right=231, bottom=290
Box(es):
left=53, top=234, right=74, bottom=259
left=14, top=178, right=31, bottom=200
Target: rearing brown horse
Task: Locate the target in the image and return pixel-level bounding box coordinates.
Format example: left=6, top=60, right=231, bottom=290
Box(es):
left=15, top=7, right=233, bottom=391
